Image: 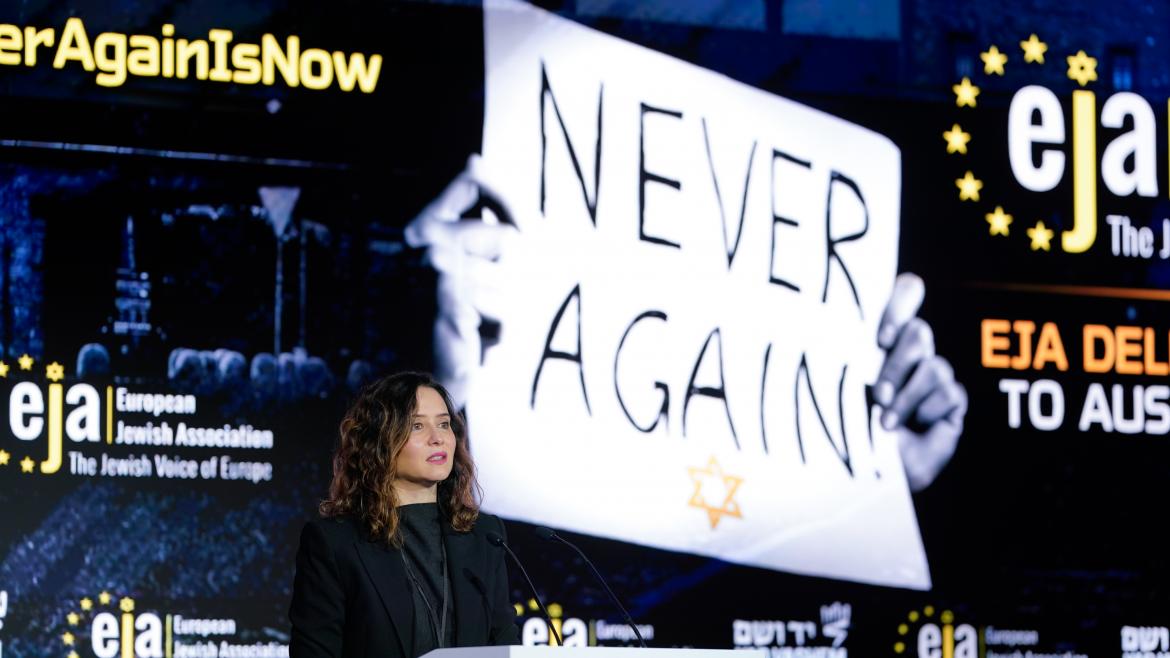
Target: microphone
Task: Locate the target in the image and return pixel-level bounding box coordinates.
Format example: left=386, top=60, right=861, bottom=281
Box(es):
left=486, top=531, right=563, bottom=646
left=534, top=526, right=647, bottom=648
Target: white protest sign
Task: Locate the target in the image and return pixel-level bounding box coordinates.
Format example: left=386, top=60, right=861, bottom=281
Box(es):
left=470, top=0, right=929, bottom=589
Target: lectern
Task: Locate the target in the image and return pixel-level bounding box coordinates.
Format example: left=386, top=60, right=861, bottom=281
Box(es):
left=424, top=646, right=767, bottom=658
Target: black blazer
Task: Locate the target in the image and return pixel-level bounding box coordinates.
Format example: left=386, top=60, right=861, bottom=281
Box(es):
left=289, top=513, right=520, bottom=658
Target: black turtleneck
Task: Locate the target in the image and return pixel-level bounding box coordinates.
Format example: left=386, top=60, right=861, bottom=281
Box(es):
left=398, top=502, right=454, bottom=656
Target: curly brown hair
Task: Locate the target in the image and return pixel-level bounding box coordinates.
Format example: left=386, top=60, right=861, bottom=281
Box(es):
left=319, top=371, right=481, bottom=544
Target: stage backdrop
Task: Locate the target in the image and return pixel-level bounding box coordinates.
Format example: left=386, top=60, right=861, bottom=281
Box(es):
left=1, top=1, right=1168, bottom=657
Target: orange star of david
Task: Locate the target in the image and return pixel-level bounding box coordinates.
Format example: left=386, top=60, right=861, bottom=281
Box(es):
left=688, top=456, right=743, bottom=529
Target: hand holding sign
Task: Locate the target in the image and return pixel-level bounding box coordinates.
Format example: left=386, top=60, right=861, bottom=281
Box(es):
left=405, top=155, right=518, bottom=407
left=403, top=0, right=968, bottom=589
left=876, top=273, right=969, bottom=492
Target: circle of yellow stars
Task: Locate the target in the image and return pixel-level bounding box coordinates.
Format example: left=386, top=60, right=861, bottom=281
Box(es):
left=894, top=605, right=951, bottom=654
left=62, top=591, right=135, bottom=657
left=944, top=33, right=1097, bottom=250
left=0, top=357, right=67, bottom=474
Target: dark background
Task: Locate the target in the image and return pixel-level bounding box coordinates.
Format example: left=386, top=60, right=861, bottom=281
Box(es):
left=1, top=1, right=1167, bottom=656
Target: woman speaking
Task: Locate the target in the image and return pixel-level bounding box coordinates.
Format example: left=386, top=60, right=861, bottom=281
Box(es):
left=289, top=372, right=520, bottom=658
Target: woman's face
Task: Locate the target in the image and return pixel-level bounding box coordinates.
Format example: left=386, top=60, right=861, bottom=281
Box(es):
left=393, top=386, right=457, bottom=499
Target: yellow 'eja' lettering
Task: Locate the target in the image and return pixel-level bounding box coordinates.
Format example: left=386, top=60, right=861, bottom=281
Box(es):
left=42, top=382, right=62, bottom=474
left=1065, top=90, right=1097, bottom=253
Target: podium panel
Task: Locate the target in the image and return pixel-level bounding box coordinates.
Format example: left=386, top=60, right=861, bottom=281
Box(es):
left=424, top=647, right=768, bottom=658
